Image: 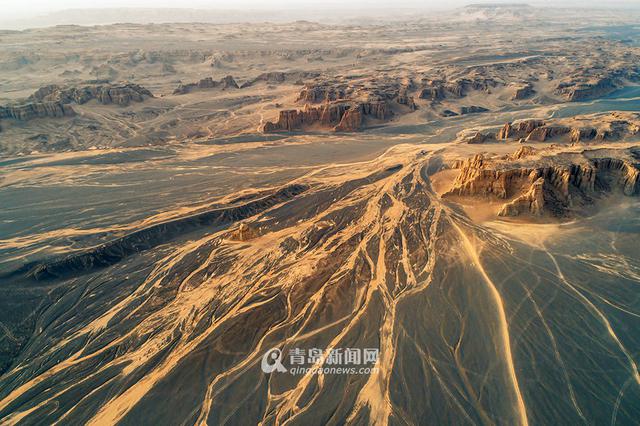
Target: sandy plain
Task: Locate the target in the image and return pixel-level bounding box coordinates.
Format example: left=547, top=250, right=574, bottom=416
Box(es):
left=0, top=4, right=640, bottom=425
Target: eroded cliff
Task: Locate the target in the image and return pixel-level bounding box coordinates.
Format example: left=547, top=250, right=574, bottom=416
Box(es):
left=443, top=147, right=640, bottom=218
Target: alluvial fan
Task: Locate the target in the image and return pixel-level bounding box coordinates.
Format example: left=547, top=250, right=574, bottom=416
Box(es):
left=0, top=151, right=639, bottom=425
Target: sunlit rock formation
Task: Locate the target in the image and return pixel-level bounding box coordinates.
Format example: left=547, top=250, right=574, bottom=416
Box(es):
left=262, top=101, right=392, bottom=133
left=445, top=147, right=640, bottom=217
left=29, top=83, right=153, bottom=106
left=0, top=102, right=75, bottom=121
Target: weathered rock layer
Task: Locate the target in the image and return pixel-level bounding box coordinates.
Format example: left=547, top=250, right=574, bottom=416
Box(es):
left=29, top=83, right=153, bottom=106
left=0, top=102, right=76, bottom=121
left=262, top=101, right=393, bottom=132
left=444, top=148, right=640, bottom=217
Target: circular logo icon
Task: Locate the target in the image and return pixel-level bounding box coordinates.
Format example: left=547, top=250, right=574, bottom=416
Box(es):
left=261, top=347, right=287, bottom=373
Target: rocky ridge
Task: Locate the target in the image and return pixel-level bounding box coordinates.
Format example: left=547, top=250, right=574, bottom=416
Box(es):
left=443, top=147, right=640, bottom=217
left=419, top=76, right=501, bottom=101
left=554, top=66, right=640, bottom=101
left=0, top=102, right=76, bottom=121
left=263, top=76, right=417, bottom=132
left=262, top=101, right=393, bottom=133
left=29, top=83, right=153, bottom=106
left=497, top=114, right=640, bottom=143
left=173, top=75, right=240, bottom=94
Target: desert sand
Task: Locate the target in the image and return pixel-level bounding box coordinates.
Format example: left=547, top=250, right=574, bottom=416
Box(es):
left=0, top=4, right=640, bottom=425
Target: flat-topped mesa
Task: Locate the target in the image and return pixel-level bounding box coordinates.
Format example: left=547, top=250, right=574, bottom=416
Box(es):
left=497, top=114, right=640, bottom=143
left=443, top=148, right=640, bottom=218
left=173, top=75, right=239, bottom=94
left=335, top=102, right=393, bottom=131
left=240, top=71, right=321, bottom=88
left=555, top=77, right=617, bottom=102
left=262, top=101, right=393, bottom=133
left=497, top=120, right=574, bottom=142
left=554, top=64, right=640, bottom=102
left=262, top=104, right=348, bottom=132
left=296, top=84, right=350, bottom=103
left=525, top=125, right=572, bottom=142
left=29, top=83, right=153, bottom=106
left=419, top=77, right=501, bottom=101
left=0, top=102, right=75, bottom=121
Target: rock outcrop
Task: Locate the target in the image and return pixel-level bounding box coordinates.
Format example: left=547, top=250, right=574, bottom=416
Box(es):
left=262, top=101, right=392, bottom=133
left=499, top=177, right=545, bottom=216
left=419, top=77, right=500, bottom=101
left=334, top=107, right=363, bottom=132
left=497, top=120, right=545, bottom=140
left=173, top=75, right=239, bottom=94
left=396, top=90, right=417, bottom=110
left=554, top=64, right=640, bottom=101
left=29, top=83, right=153, bottom=106
left=460, top=106, right=489, bottom=115
left=0, top=102, right=76, bottom=121
left=444, top=148, right=640, bottom=218
left=240, top=71, right=320, bottom=88
left=296, top=84, right=348, bottom=103
left=419, top=84, right=444, bottom=101
left=511, top=82, right=535, bottom=100
left=509, top=146, right=537, bottom=160
left=466, top=132, right=489, bottom=144
left=220, top=75, right=239, bottom=89
left=570, top=127, right=598, bottom=143
left=556, top=77, right=617, bottom=102
left=231, top=223, right=261, bottom=241
left=525, top=125, right=571, bottom=142
left=497, top=114, right=640, bottom=143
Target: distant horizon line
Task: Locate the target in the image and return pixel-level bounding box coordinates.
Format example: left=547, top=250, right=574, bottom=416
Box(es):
left=2, top=3, right=639, bottom=32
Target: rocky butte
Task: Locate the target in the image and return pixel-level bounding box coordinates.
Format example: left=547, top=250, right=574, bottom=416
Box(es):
left=262, top=101, right=392, bottom=132
left=444, top=147, right=640, bottom=217
left=28, top=83, right=153, bottom=106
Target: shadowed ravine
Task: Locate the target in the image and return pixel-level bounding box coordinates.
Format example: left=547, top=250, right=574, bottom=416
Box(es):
left=0, top=151, right=639, bottom=425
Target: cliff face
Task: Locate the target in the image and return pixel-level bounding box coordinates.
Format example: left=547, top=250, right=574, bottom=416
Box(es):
left=556, top=77, right=617, bottom=101
left=499, top=177, right=545, bottom=216
left=0, top=102, right=76, bottom=121
left=262, top=101, right=392, bottom=133
left=261, top=104, right=350, bottom=132
left=419, top=77, right=500, bottom=101
left=496, top=116, right=639, bottom=143
left=396, top=90, right=417, bottom=110
left=29, top=83, right=153, bottom=106
left=511, top=82, right=535, bottom=100
left=525, top=125, right=571, bottom=142
left=570, top=127, right=598, bottom=143
left=553, top=65, right=640, bottom=102
left=173, top=75, right=238, bottom=94
left=497, top=120, right=545, bottom=140
left=296, top=85, right=348, bottom=103
left=460, top=106, right=489, bottom=115
left=444, top=149, right=640, bottom=217
left=334, top=107, right=362, bottom=132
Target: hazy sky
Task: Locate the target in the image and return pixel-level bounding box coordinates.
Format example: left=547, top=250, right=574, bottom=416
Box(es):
left=2, top=0, right=639, bottom=19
